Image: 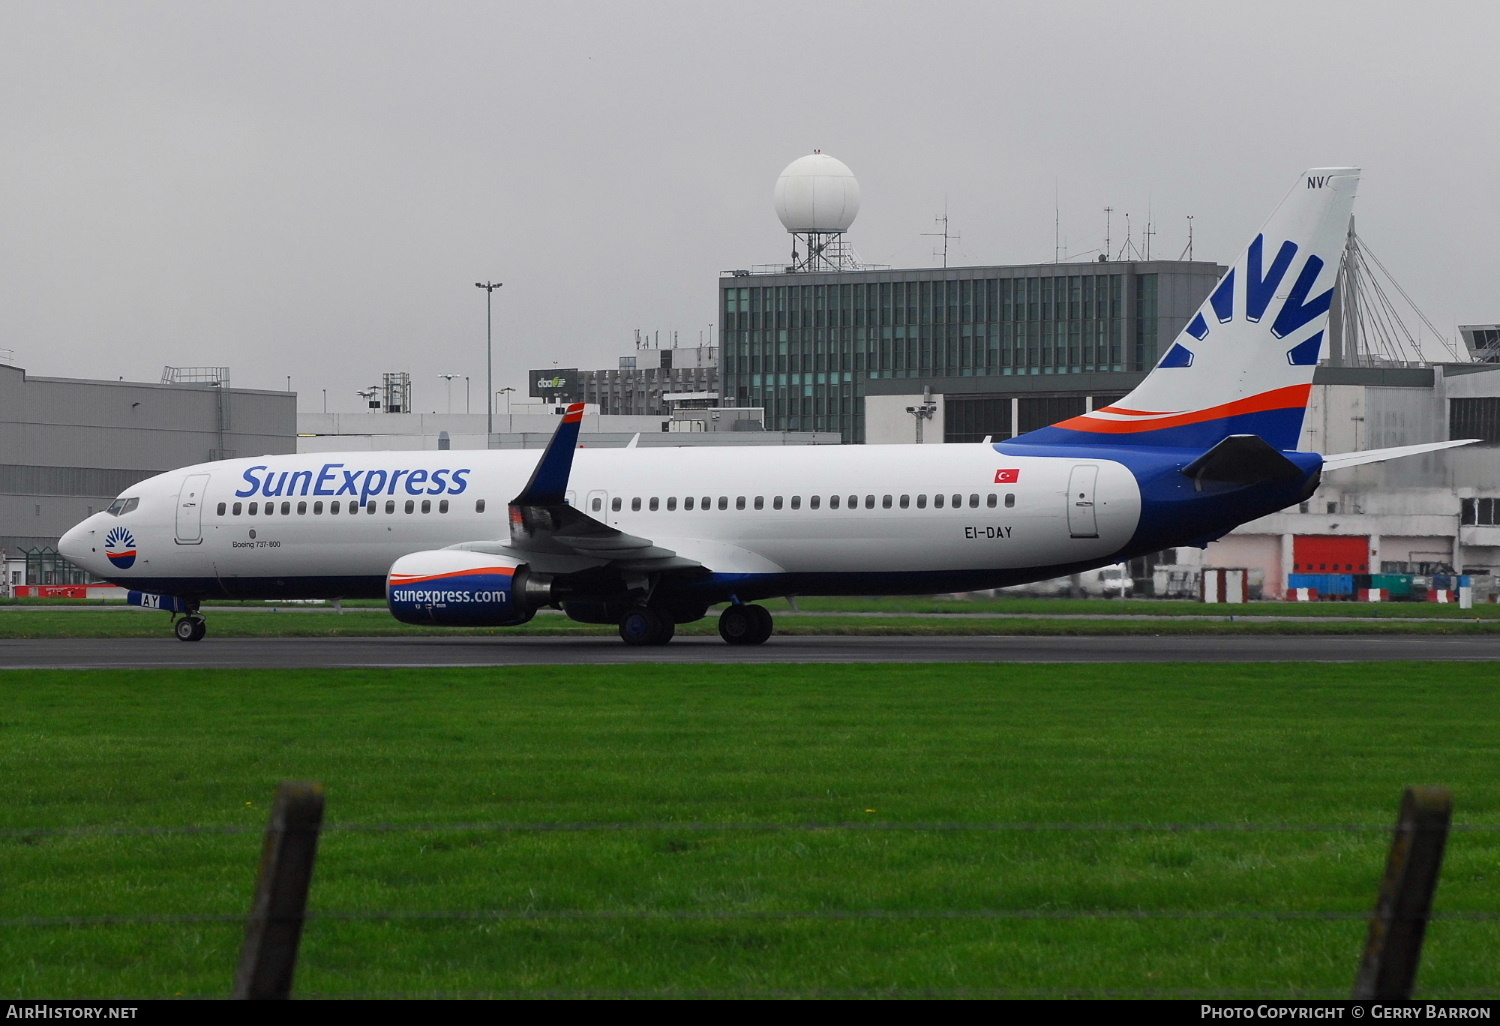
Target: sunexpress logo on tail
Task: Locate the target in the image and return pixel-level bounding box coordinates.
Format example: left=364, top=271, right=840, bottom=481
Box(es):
left=1157, top=233, right=1334, bottom=371
left=235, top=463, right=473, bottom=504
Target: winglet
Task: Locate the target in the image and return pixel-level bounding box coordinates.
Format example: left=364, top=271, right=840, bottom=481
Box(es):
left=511, top=403, right=585, bottom=505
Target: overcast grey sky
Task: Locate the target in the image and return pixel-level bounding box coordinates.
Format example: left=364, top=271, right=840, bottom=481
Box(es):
left=2, top=1, right=1496, bottom=411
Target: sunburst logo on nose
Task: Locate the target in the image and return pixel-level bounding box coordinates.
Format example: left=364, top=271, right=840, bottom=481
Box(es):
left=104, top=526, right=137, bottom=569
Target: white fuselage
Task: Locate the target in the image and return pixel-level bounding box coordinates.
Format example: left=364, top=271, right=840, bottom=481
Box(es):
left=60, top=443, right=1143, bottom=597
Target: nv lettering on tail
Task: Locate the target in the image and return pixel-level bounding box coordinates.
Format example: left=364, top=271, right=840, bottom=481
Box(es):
left=1307, top=175, right=1327, bottom=189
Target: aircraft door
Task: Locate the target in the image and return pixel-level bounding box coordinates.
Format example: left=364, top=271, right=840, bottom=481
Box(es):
left=175, top=473, right=211, bottom=545
left=585, top=489, right=610, bottom=525
left=1066, top=465, right=1099, bottom=539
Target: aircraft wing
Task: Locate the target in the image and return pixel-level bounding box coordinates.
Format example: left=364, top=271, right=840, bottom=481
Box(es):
left=447, top=403, right=705, bottom=577
left=1321, top=438, right=1479, bottom=472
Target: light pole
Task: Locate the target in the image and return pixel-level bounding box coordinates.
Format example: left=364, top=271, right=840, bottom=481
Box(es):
left=439, top=373, right=460, bottom=414
left=497, top=386, right=515, bottom=417
left=475, top=281, right=503, bottom=439
left=905, top=385, right=937, bottom=444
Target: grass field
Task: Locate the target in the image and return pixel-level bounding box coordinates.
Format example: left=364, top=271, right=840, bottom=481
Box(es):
left=2, top=663, right=1497, bottom=998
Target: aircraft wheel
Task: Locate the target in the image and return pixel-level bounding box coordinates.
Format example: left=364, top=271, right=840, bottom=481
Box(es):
left=175, top=617, right=206, bottom=642
left=748, top=604, right=774, bottom=644
left=619, top=608, right=671, bottom=646
left=719, top=604, right=772, bottom=646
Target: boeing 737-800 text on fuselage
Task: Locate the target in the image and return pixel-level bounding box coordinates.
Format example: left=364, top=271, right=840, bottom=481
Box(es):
left=59, top=168, right=1473, bottom=645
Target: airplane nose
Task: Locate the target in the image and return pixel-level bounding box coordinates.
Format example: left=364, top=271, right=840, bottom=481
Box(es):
left=58, top=518, right=95, bottom=568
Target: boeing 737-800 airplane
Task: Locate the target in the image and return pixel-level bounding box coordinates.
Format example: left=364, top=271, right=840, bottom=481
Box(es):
left=58, top=168, right=1472, bottom=645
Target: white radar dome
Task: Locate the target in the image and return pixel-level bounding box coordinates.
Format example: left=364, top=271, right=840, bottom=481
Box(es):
left=774, top=151, right=860, bottom=233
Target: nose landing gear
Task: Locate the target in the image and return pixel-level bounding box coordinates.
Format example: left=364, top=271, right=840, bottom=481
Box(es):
left=718, top=603, right=773, bottom=645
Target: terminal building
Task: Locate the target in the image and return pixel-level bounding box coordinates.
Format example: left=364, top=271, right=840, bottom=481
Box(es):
left=1, top=362, right=295, bottom=590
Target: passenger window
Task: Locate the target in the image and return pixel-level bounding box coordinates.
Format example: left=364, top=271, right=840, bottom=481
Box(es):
left=265, top=503, right=275, bottom=517
left=829, top=495, right=840, bottom=509
left=421, top=499, right=431, bottom=513
left=987, top=494, right=998, bottom=508
left=476, top=499, right=486, bottom=513
left=385, top=500, right=395, bottom=514
left=249, top=501, right=259, bottom=515
left=216, top=502, right=226, bottom=516
left=717, top=496, right=728, bottom=510
left=404, top=500, right=414, bottom=514
left=773, top=496, right=783, bottom=510
left=367, top=501, right=376, bottom=514
left=232, top=502, right=242, bottom=516
left=882, top=495, right=892, bottom=509
left=917, top=494, right=927, bottom=508
left=685, top=496, right=695, bottom=511
left=864, top=495, right=875, bottom=509
left=899, top=495, right=909, bottom=509
left=631, top=497, right=641, bottom=512
left=612, top=497, right=622, bottom=512
left=298, top=501, right=307, bottom=515
left=701, top=496, right=711, bottom=510
left=440, top=499, right=450, bottom=513
left=1005, top=493, right=1015, bottom=508
left=850, top=495, right=859, bottom=508
left=810, top=495, right=820, bottom=509
left=667, top=497, right=677, bottom=511
left=969, top=494, right=979, bottom=508
left=754, top=496, right=764, bottom=510
left=591, top=497, right=602, bottom=512
left=934, top=494, right=945, bottom=509
left=791, top=496, right=801, bottom=510
left=952, top=494, right=961, bottom=508
left=649, top=497, right=659, bottom=511
left=314, top=501, right=323, bottom=514
left=735, top=496, right=745, bottom=510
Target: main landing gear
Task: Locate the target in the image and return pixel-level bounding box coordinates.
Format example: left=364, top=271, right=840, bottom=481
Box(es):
left=718, top=603, right=773, bottom=646
left=173, top=615, right=207, bottom=642
left=618, top=607, right=676, bottom=647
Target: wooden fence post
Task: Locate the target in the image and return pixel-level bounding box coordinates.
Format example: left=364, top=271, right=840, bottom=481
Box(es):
left=1352, top=786, right=1452, bottom=1000
left=233, top=781, right=326, bottom=1000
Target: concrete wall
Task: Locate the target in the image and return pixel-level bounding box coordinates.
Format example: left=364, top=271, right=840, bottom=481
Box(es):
left=864, top=394, right=944, bottom=444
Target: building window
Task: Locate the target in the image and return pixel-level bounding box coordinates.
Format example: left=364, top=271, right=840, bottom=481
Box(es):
left=1462, top=497, right=1500, bottom=526
left=1451, top=398, right=1500, bottom=444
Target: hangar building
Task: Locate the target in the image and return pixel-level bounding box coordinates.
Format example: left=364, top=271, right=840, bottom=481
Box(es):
left=1, top=362, right=295, bottom=589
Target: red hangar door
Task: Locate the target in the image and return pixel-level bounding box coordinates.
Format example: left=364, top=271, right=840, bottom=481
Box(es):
left=1292, top=535, right=1370, bottom=573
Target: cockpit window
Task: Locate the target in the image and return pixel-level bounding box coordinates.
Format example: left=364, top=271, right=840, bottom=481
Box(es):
left=106, top=497, right=140, bottom=516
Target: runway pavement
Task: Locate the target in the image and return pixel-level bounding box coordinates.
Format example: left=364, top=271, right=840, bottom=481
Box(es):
left=4, top=633, right=1499, bottom=669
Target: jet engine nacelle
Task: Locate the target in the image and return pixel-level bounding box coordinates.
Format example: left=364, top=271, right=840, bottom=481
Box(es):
left=387, top=549, right=554, bottom=627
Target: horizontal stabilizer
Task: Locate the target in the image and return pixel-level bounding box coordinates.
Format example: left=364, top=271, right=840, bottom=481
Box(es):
left=1181, top=434, right=1304, bottom=487
left=1321, top=438, right=1479, bottom=472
